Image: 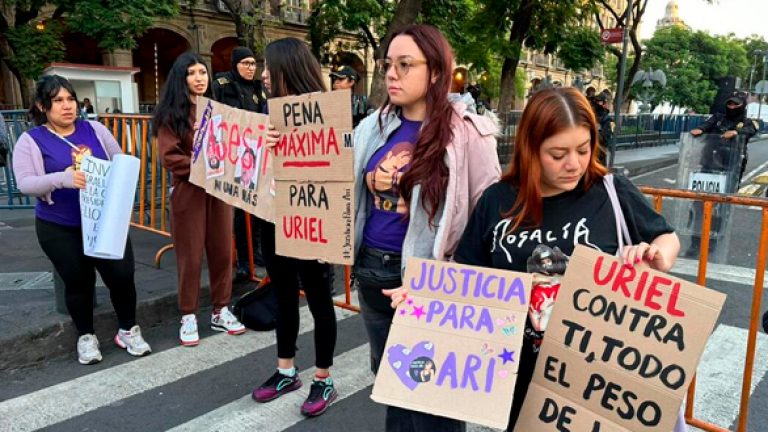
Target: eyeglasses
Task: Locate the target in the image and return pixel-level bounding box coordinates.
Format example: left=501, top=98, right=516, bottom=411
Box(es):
left=239, top=61, right=257, bottom=69
left=376, top=57, right=428, bottom=77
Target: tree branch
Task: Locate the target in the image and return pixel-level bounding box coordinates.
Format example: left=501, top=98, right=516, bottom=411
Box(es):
left=360, top=24, right=378, bottom=52
left=598, top=0, right=622, bottom=26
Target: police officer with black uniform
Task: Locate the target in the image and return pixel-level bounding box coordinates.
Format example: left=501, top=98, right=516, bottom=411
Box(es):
left=329, top=66, right=370, bottom=127
left=590, top=92, right=615, bottom=166
left=691, top=91, right=758, bottom=182
left=212, top=46, right=267, bottom=280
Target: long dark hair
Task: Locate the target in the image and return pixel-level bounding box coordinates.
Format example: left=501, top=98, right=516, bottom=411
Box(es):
left=152, top=52, right=212, bottom=139
left=264, top=38, right=326, bottom=97
left=381, top=25, right=455, bottom=226
left=29, top=75, right=79, bottom=126
left=502, top=87, right=607, bottom=232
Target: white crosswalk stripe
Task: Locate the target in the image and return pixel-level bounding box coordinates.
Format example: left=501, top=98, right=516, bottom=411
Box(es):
left=168, top=345, right=374, bottom=432
left=0, top=295, right=358, bottom=432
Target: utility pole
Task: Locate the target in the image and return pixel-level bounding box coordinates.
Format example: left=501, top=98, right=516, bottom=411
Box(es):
left=609, top=0, right=633, bottom=169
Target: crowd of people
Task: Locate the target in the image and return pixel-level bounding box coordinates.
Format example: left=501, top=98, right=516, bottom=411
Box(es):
left=13, top=24, right=698, bottom=431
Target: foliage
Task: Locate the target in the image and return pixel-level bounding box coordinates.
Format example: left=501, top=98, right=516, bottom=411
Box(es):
left=64, top=0, right=179, bottom=51
left=0, top=0, right=179, bottom=101
left=307, top=0, right=393, bottom=63
left=5, top=20, right=66, bottom=79
left=738, top=34, right=768, bottom=91
left=639, top=26, right=749, bottom=113
left=558, top=25, right=605, bottom=72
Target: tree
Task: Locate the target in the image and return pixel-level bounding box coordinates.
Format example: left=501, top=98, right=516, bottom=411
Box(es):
left=465, top=0, right=603, bottom=120
left=208, top=0, right=267, bottom=55
left=740, top=34, right=768, bottom=91
left=0, top=0, right=179, bottom=105
left=307, top=0, right=475, bottom=107
left=639, top=26, right=748, bottom=113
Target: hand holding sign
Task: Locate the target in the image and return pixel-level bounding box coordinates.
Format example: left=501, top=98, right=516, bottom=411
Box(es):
left=72, top=171, right=87, bottom=189
left=514, top=246, right=726, bottom=432
left=372, top=259, right=533, bottom=429
left=268, top=90, right=355, bottom=265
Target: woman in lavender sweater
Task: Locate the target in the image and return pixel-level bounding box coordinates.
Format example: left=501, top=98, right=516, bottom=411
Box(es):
left=13, top=75, right=151, bottom=365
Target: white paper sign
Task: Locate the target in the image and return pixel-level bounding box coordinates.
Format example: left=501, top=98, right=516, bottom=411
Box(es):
left=688, top=171, right=727, bottom=193
left=79, top=154, right=140, bottom=259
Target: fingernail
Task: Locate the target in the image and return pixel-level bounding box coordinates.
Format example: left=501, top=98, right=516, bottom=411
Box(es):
left=635, top=257, right=641, bottom=263
left=402, top=293, right=407, bottom=298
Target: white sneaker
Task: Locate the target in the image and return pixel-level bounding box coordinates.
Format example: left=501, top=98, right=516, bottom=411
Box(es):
left=77, top=334, right=103, bottom=365
left=180, top=314, right=200, bottom=346
left=211, top=306, right=246, bottom=335
left=115, top=325, right=152, bottom=357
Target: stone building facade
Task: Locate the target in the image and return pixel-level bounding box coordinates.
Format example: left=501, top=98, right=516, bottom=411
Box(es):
left=0, top=1, right=374, bottom=111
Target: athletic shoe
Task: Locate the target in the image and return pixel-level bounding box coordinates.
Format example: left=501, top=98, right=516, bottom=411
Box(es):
left=252, top=369, right=302, bottom=402
left=211, top=306, right=246, bottom=335
left=114, top=325, right=152, bottom=357
left=301, top=378, right=338, bottom=417
left=77, top=334, right=102, bottom=365
left=180, top=314, right=199, bottom=346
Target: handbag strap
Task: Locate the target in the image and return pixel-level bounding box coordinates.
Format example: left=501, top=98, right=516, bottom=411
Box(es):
left=603, top=174, right=633, bottom=254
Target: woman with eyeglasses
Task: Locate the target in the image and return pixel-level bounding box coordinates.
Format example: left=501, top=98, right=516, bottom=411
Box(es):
left=352, top=24, right=501, bottom=431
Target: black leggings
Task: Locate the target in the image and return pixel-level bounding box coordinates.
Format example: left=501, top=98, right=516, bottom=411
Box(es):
left=36, top=218, right=137, bottom=335
left=261, top=222, right=337, bottom=369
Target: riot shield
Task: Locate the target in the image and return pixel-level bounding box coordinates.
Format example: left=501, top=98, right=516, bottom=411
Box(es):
left=673, top=133, right=745, bottom=263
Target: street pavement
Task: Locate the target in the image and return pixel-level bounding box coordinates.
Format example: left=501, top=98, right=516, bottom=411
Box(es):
left=2, top=141, right=768, bottom=432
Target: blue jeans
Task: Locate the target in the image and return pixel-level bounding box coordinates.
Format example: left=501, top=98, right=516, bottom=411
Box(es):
left=355, top=246, right=466, bottom=432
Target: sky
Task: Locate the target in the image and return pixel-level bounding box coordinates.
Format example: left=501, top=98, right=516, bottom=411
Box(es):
left=640, top=0, right=768, bottom=41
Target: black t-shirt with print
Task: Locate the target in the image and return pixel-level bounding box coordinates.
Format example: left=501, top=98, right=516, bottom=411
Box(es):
left=453, top=175, right=674, bottom=429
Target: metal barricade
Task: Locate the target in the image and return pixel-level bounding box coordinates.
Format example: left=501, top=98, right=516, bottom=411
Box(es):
left=639, top=186, right=768, bottom=432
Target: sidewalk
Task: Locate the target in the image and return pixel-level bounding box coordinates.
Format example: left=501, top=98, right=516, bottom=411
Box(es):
left=0, top=209, right=215, bottom=370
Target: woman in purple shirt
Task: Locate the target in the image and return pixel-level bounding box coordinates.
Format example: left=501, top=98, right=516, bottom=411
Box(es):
left=13, top=75, right=151, bottom=365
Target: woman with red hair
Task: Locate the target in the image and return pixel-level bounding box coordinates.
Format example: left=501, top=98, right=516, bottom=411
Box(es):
left=448, top=87, right=680, bottom=430
left=353, top=25, right=500, bottom=430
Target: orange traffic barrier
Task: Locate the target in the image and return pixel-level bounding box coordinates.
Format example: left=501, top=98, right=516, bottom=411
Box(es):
left=639, top=186, right=768, bottom=432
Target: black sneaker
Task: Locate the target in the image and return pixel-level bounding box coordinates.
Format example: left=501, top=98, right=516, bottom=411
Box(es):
left=252, top=370, right=302, bottom=402
left=301, top=379, right=338, bottom=417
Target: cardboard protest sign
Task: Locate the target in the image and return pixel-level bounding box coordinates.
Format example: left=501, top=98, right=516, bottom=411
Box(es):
left=267, top=89, right=353, bottom=182
left=275, top=181, right=354, bottom=264
left=514, top=246, right=726, bottom=432
left=79, top=154, right=140, bottom=259
left=190, top=97, right=274, bottom=222
left=371, top=259, right=533, bottom=429
left=268, top=90, right=355, bottom=265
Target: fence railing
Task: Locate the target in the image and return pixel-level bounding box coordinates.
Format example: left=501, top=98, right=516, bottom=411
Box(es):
left=639, top=186, right=768, bottom=432
left=497, top=112, right=709, bottom=165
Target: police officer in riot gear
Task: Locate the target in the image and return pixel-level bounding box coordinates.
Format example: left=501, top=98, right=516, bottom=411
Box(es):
left=691, top=91, right=758, bottom=182
left=590, top=92, right=614, bottom=166
left=212, top=46, right=267, bottom=281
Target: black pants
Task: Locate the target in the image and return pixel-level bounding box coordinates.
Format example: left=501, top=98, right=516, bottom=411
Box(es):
left=234, top=208, right=264, bottom=267
left=355, top=246, right=466, bottom=432
left=261, top=222, right=337, bottom=369
left=36, top=218, right=137, bottom=335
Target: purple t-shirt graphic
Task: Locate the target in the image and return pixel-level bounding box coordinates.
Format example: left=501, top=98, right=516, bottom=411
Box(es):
left=362, top=116, right=422, bottom=252
left=28, top=121, right=108, bottom=227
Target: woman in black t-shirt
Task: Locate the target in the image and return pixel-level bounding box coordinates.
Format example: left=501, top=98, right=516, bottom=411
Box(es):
left=453, top=88, right=680, bottom=430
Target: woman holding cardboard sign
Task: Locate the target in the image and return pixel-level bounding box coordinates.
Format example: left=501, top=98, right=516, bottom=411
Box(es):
left=448, top=87, right=681, bottom=431
left=250, top=38, right=339, bottom=418
left=154, top=52, right=247, bottom=347
left=352, top=25, right=501, bottom=431
left=14, top=75, right=151, bottom=365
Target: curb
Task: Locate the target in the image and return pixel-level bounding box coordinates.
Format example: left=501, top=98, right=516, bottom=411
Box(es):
left=0, top=280, right=255, bottom=371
